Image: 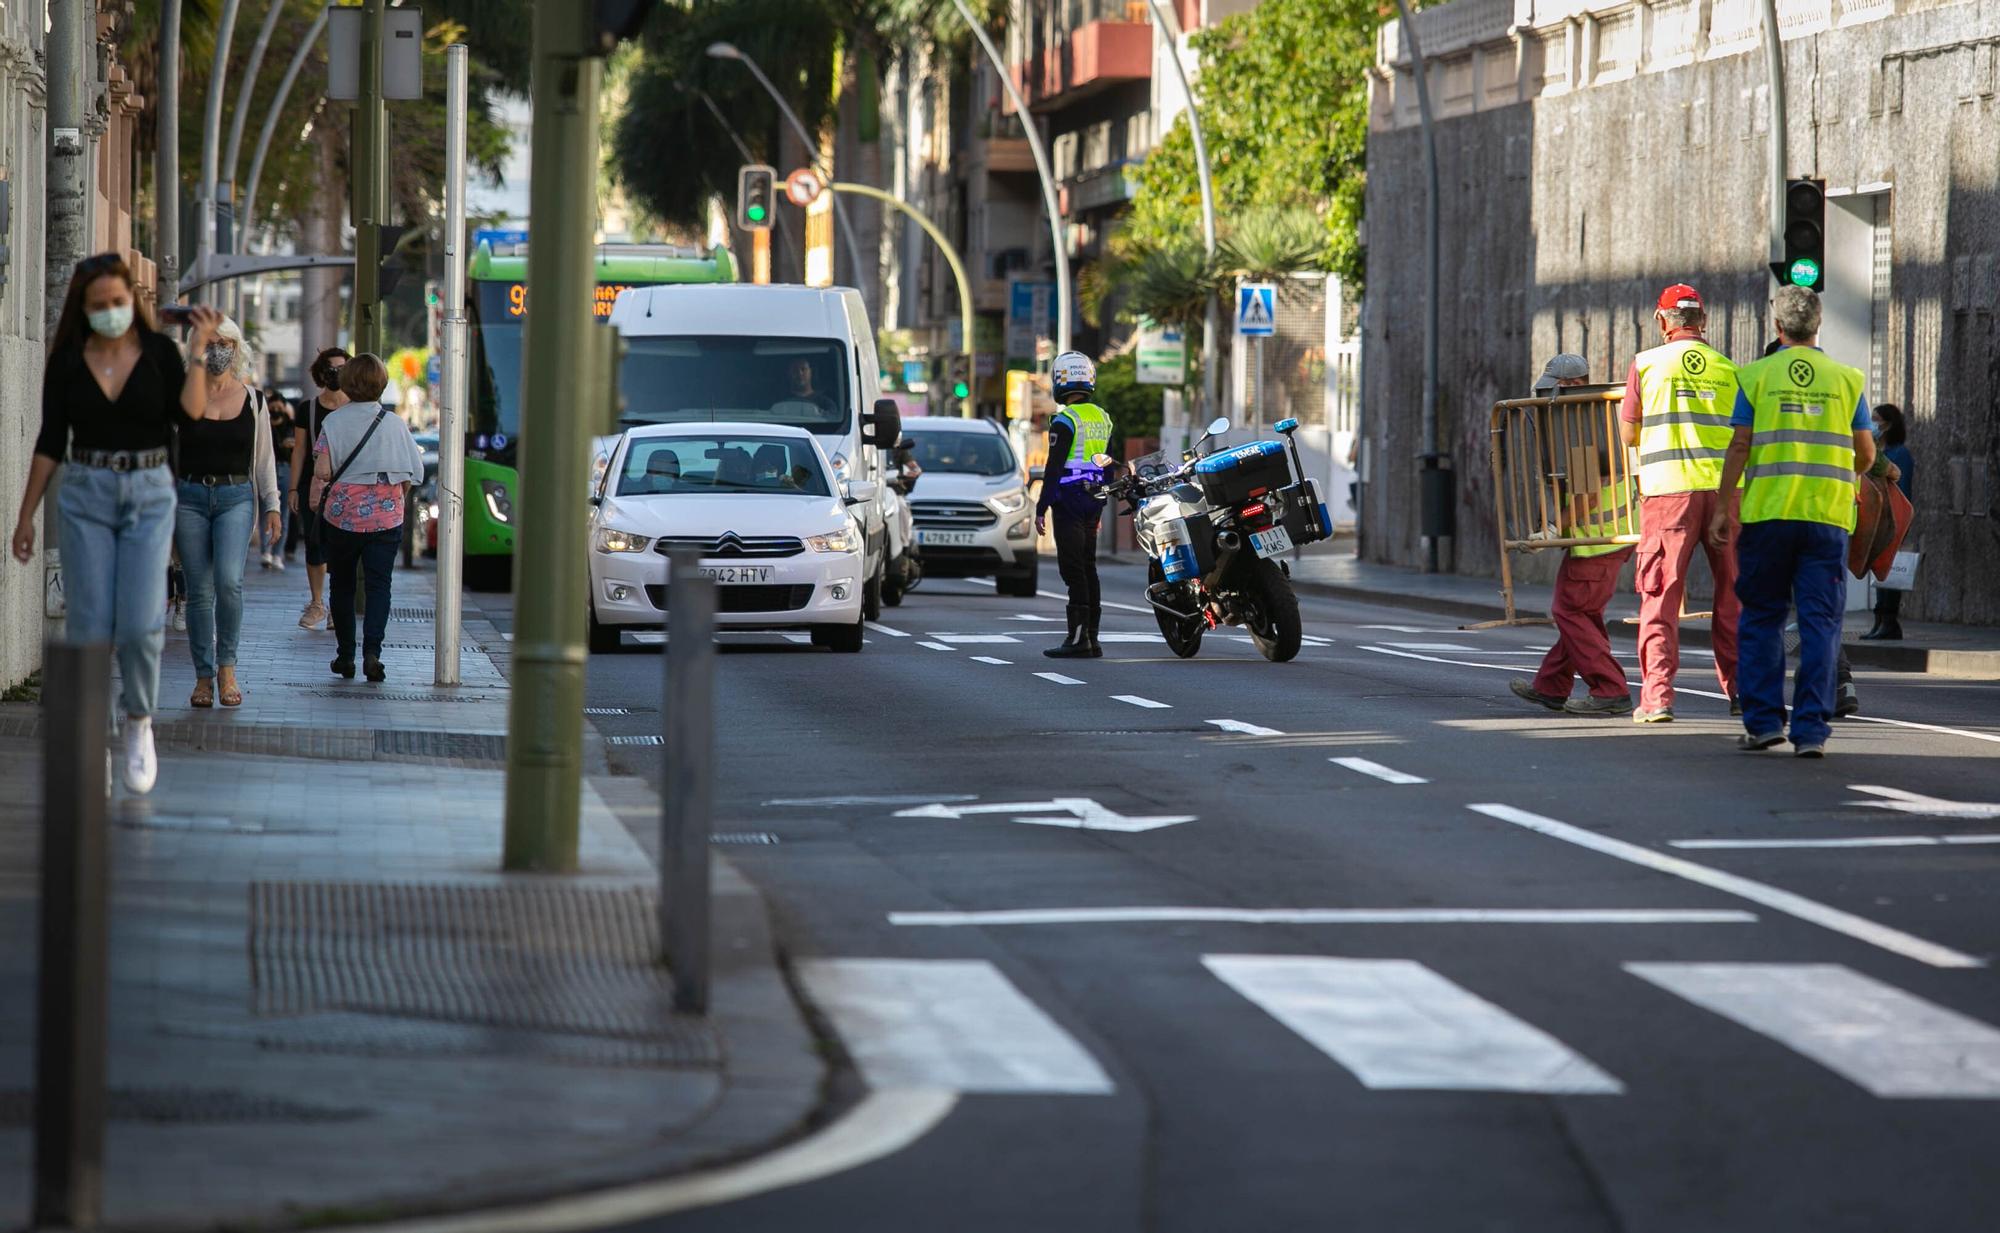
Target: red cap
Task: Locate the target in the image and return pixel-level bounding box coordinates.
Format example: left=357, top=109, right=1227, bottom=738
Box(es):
left=1657, top=283, right=1703, bottom=312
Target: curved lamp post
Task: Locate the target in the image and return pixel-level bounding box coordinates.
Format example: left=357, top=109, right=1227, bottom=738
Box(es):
left=832, top=181, right=975, bottom=418
left=948, top=0, right=1070, bottom=356
left=1143, top=0, right=1218, bottom=427
left=239, top=9, right=331, bottom=256
left=705, top=42, right=867, bottom=290
left=195, top=0, right=244, bottom=302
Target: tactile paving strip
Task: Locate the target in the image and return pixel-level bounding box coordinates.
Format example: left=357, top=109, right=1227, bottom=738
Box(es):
left=249, top=882, right=719, bottom=1069
left=372, top=729, right=508, bottom=764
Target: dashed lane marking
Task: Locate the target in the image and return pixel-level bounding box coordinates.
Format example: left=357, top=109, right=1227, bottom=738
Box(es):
left=865, top=622, right=910, bottom=637
left=925, top=634, right=1022, bottom=644
left=1381, top=642, right=1481, bottom=652
left=1207, top=719, right=1286, bottom=736
left=888, top=907, right=1756, bottom=927
left=1206, top=955, right=1623, bottom=1094
left=1469, top=803, right=1985, bottom=969
left=917, top=641, right=953, bottom=651
left=1628, top=962, right=2000, bottom=1098
left=969, top=656, right=1013, bottom=666
left=796, top=958, right=1114, bottom=1094
left=1034, top=672, right=1084, bottom=685
left=1111, top=695, right=1171, bottom=709
left=1330, top=756, right=1429, bottom=785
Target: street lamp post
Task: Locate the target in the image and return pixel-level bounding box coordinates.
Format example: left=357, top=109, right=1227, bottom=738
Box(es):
left=219, top=0, right=288, bottom=319
left=195, top=0, right=242, bottom=306
left=239, top=9, right=331, bottom=248
left=705, top=42, right=866, bottom=290
left=1143, top=0, right=1219, bottom=428
left=155, top=0, right=182, bottom=309
left=948, top=0, right=1070, bottom=356
left=830, top=181, right=975, bottom=418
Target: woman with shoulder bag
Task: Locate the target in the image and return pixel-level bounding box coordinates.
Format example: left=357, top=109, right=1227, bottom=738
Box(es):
left=8, top=254, right=225, bottom=794
left=311, top=354, right=424, bottom=682
left=291, top=347, right=350, bottom=629
left=174, top=315, right=282, bottom=708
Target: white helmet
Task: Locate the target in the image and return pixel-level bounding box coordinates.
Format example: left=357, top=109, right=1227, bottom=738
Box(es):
left=1051, top=351, right=1096, bottom=401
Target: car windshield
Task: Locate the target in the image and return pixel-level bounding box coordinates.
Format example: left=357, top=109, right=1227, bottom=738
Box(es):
left=616, top=435, right=832, bottom=498
left=619, top=337, right=851, bottom=435
left=908, top=430, right=1016, bottom=476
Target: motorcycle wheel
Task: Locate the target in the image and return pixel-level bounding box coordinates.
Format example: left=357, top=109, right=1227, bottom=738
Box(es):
left=1244, top=558, right=1303, bottom=663
left=1147, top=559, right=1204, bottom=659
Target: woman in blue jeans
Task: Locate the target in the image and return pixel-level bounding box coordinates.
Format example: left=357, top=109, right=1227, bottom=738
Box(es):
left=174, top=315, right=281, bottom=708
left=9, top=254, right=223, bottom=795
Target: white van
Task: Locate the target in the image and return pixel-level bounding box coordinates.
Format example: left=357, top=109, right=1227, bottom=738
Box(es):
left=605, top=285, right=902, bottom=618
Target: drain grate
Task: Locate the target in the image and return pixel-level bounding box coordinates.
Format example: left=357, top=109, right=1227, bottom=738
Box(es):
left=0, top=1086, right=366, bottom=1126
left=391, top=606, right=437, bottom=620
left=606, top=734, right=665, bottom=746
left=712, top=831, right=780, bottom=846
left=585, top=705, right=658, bottom=716
left=373, top=729, right=507, bottom=764
left=305, top=689, right=502, bottom=704
left=249, top=882, right=718, bottom=1068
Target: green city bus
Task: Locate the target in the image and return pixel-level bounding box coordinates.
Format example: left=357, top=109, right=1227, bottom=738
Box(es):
left=463, top=236, right=736, bottom=588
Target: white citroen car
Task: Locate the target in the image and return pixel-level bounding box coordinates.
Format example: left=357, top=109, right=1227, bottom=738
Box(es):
left=587, top=423, right=871, bottom=652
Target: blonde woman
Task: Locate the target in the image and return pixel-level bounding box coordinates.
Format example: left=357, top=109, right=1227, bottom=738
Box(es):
left=173, top=315, right=281, bottom=707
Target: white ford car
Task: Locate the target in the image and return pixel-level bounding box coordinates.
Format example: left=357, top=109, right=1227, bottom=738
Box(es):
left=587, top=423, right=872, bottom=653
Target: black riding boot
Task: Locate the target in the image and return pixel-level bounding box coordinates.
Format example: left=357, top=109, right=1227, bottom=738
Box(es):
left=1861, top=588, right=1904, bottom=641
left=1045, top=605, right=1092, bottom=658
left=1082, top=605, right=1104, bottom=658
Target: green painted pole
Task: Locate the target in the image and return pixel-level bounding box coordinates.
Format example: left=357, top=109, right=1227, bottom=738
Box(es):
left=830, top=181, right=974, bottom=418
left=503, top=0, right=603, bottom=871
left=350, top=0, right=388, bottom=355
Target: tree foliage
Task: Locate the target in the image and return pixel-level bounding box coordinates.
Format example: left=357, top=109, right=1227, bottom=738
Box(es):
left=1126, top=0, right=1377, bottom=284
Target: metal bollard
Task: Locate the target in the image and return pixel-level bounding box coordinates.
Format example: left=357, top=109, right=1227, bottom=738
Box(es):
left=35, top=642, right=111, bottom=1230
left=660, top=546, right=714, bottom=1014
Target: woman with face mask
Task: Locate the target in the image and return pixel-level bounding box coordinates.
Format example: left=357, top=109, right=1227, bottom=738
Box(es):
left=9, top=253, right=226, bottom=794
left=172, top=315, right=282, bottom=709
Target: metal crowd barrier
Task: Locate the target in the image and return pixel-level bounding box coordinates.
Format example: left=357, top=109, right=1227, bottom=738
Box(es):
left=1483, top=389, right=1641, bottom=626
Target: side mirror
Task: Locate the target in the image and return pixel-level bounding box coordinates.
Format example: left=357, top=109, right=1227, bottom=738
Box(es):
left=1206, top=417, right=1231, bottom=438
left=843, top=479, right=880, bottom=505
left=587, top=494, right=602, bottom=507
left=863, top=397, right=903, bottom=448
left=895, top=437, right=916, bottom=451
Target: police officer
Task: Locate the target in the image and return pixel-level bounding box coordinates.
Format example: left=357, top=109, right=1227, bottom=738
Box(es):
left=1035, top=351, right=1112, bottom=659
left=1708, top=285, right=1875, bottom=757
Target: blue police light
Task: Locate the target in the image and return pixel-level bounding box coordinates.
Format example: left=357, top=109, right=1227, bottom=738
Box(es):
left=1276, top=418, right=1299, bottom=434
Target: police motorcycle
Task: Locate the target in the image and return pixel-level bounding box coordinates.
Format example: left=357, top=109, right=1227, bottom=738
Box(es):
left=1100, top=417, right=1333, bottom=663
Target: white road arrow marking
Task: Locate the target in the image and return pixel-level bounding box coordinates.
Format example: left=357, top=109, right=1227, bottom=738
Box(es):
left=1848, top=785, right=2000, bottom=819
left=1207, top=719, right=1286, bottom=736
left=893, top=797, right=1195, bottom=832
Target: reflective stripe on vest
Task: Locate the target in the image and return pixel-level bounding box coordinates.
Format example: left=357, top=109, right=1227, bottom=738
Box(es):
left=1634, top=339, right=1740, bottom=495
left=1570, top=478, right=1640, bottom=559
left=1054, top=403, right=1113, bottom=484
left=1737, top=347, right=1863, bottom=530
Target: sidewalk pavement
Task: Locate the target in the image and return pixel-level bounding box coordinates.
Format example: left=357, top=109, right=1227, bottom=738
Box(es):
left=1, top=553, right=824, bottom=1230
left=1283, top=538, right=2000, bottom=679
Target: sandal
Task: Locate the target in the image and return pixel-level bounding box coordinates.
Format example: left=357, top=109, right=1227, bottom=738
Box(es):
left=217, top=668, right=243, bottom=708
left=191, top=678, right=214, bottom=708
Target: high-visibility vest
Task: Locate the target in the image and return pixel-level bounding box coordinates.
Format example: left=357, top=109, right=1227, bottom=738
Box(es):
left=1570, top=478, right=1639, bottom=559
left=1634, top=338, right=1740, bottom=495
left=1738, top=346, right=1864, bottom=531
left=1053, top=402, right=1113, bottom=485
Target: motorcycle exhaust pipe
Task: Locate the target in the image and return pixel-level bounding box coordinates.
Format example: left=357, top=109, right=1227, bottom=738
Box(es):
left=1146, top=582, right=1202, bottom=624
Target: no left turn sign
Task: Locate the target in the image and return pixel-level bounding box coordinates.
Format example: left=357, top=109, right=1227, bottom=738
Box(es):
left=785, top=168, right=824, bottom=207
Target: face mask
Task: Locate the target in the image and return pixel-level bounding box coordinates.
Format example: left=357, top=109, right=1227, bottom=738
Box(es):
left=204, top=344, right=235, bottom=376
left=86, top=305, right=133, bottom=337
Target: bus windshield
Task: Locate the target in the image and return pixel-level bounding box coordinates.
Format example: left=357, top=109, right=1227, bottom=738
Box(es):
left=619, top=337, right=851, bottom=435
left=469, top=280, right=527, bottom=441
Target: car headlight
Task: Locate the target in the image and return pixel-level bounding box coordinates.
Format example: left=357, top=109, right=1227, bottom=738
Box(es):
left=480, top=478, right=515, bottom=524
left=1007, top=517, right=1033, bottom=539
left=593, top=527, right=652, bottom=554
left=988, top=489, right=1028, bottom=514
left=806, top=529, right=858, bottom=553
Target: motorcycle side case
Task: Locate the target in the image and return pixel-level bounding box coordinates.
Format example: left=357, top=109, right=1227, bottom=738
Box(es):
left=1193, top=440, right=1292, bottom=507
left=1275, top=478, right=1333, bottom=546
left=1142, top=497, right=1216, bottom=582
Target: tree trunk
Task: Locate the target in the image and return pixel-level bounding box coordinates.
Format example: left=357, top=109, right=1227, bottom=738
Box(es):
left=300, top=126, right=346, bottom=356
left=835, top=41, right=883, bottom=327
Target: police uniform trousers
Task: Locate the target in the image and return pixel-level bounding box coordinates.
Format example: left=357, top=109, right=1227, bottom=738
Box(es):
left=1048, top=483, right=1104, bottom=615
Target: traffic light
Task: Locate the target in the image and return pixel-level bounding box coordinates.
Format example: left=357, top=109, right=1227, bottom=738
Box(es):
left=377, top=223, right=412, bottom=297
left=736, top=164, right=776, bottom=232
left=1772, top=178, right=1825, bottom=292
left=951, top=357, right=971, bottom=401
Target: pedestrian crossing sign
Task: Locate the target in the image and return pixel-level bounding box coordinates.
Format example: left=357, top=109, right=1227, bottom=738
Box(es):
left=1237, top=283, right=1277, bottom=337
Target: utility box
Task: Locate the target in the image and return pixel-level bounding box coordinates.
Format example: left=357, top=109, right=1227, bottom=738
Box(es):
left=327, top=7, right=424, bottom=101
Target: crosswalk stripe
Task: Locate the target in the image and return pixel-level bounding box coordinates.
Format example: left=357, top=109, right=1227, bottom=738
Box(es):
left=794, top=958, right=1114, bottom=1095
left=1330, top=756, right=1428, bottom=785
left=1627, top=962, right=2000, bottom=1098
left=1204, top=955, right=1622, bottom=1094
left=864, top=621, right=910, bottom=637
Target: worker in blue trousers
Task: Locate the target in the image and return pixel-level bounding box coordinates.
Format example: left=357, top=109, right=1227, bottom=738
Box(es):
left=1707, top=286, right=1875, bottom=757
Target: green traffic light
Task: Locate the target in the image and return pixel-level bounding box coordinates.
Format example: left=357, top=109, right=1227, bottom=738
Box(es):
left=953, top=380, right=970, bottom=399
left=746, top=203, right=767, bottom=222
left=1788, top=257, right=1821, bottom=287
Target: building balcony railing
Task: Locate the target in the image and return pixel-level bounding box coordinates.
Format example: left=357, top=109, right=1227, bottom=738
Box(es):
left=1007, top=13, right=1153, bottom=114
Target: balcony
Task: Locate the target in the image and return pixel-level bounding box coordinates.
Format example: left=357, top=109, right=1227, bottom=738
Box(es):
left=1008, top=5, right=1153, bottom=114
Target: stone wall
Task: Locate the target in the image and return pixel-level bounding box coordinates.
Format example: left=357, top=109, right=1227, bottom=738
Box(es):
left=0, top=16, right=48, bottom=691
left=1363, top=0, right=2000, bottom=624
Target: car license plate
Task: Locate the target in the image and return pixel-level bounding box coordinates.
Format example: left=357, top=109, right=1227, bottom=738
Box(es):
left=1249, top=526, right=1294, bottom=559
left=918, top=530, right=977, bottom=547
left=700, top=566, right=773, bottom=584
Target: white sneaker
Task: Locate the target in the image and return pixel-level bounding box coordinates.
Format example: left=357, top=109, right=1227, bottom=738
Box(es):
left=271, top=555, right=287, bottom=572
left=123, top=717, right=158, bottom=795
left=172, top=603, right=187, bottom=633
left=260, top=552, right=273, bottom=570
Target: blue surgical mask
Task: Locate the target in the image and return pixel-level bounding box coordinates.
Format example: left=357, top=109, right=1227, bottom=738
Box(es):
left=86, top=305, right=133, bottom=338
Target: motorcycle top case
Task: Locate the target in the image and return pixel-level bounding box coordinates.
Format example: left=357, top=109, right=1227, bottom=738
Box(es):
left=1193, top=439, right=1293, bottom=507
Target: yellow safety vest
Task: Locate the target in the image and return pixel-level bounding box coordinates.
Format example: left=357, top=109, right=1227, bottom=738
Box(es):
left=1738, top=347, right=1864, bottom=531
left=1634, top=338, right=1740, bottom=495
left=1569, top=478, right=1639, bottom=559
left=1053, top=403, right=1113, bottom=484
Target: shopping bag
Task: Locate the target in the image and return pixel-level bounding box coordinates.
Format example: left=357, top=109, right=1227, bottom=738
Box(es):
left=1881, top=550, right=1920, bottom=591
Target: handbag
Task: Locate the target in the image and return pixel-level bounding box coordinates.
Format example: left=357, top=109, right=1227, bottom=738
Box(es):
left=312, top=408, right=390, bottom=545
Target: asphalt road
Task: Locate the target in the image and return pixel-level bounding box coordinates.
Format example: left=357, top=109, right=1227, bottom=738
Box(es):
left=474, top=556, right=2000, bottom=1232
